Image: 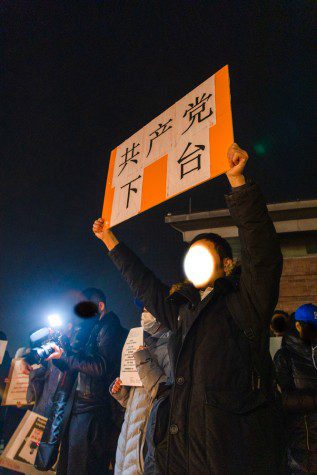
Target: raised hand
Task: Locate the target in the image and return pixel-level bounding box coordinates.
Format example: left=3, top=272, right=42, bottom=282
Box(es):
left=92, top=218, right=106, bottom=240
left=226, top=143, right=249, bottom=187
left=92, top=218, right=119, bottom=251
left=45, top=343, right=64, bottom=361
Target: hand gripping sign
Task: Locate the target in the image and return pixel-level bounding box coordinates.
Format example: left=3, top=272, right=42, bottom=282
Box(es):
left=102, top=65, right=233, bottom=228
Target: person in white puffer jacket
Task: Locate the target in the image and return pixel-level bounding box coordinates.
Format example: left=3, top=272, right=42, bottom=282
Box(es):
left=110, top=310, right=171, bottom=475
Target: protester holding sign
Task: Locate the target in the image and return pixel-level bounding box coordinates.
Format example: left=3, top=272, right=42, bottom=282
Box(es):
left=93, top=143, right=285, bottom=473
left=110, top=309, right=171, bottom=475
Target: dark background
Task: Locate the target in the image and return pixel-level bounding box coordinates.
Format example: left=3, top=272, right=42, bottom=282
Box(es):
left=2, top=0, right=315, bottom=353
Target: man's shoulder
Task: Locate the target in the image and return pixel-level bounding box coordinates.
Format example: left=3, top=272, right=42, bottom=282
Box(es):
left=99, top=312, right=127, bottom=337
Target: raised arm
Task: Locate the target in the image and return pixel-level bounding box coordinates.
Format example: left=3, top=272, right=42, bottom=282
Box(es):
left=92, top=222, right=179, bottom=331
left=225, top=144, right=283, bottom=326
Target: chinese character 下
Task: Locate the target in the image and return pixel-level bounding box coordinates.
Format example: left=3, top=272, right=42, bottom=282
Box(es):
left=121, top=175, right=142, bottom=208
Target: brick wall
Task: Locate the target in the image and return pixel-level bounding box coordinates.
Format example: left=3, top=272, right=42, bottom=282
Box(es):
left=277, top=256, right=317, bottom=314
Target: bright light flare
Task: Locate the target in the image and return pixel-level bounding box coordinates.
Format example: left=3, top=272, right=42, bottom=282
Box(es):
left=184, top=244, right=215, bottom=288
left=47, top=313, right=63, bottom=328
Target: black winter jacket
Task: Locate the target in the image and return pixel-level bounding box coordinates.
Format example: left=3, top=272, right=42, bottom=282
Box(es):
left=54, top=311, right=127, bottom=413
left=274, top=331, right=317, bottom=473
left=109, top=182, right=285, bottom=474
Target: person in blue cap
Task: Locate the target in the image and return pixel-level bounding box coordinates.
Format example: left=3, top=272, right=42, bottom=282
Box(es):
left=274, top=303, right=317, bottom=473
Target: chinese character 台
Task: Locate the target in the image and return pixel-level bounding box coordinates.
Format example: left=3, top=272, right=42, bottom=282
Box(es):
left=178, top=142, right=206, bottom=179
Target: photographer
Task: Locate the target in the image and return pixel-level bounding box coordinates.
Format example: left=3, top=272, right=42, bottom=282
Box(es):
left=46, top=288, right=128, bottom=475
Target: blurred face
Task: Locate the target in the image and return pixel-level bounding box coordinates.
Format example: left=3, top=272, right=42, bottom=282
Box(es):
left=184, top=240, right=233, bottom=289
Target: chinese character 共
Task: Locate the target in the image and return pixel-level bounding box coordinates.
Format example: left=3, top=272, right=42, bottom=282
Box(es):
left=118, top=142, right=140, bottom=176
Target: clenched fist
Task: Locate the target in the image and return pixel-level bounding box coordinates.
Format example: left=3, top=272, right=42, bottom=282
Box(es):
left=92, top=218, right=119, bottom=251
left=93, top=218, right=106, bottom=240
left=226, top=143, right=249, bottom=187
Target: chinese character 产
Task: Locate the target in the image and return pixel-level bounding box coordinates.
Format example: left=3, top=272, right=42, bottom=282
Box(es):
left=147, top=118, right=173, bottom=157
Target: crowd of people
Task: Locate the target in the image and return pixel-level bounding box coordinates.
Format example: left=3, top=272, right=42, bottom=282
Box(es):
left=1, top=143, right=317, bottom=474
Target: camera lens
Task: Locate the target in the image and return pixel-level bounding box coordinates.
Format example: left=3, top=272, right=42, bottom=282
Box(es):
left=26, top=342, right=56, bottom=364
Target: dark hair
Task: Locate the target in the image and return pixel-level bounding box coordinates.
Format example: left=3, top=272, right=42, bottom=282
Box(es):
left=272, top=309, right=289, bottom=318
left=189, top=233, right=233, bottom=260
left=82, top=288, right=106, bottom=306
left=271, top=316, right=290, bottom=334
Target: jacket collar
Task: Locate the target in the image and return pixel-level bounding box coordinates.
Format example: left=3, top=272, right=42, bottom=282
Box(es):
left=166, top=276, right=238, bottom=309
left=282, top=330, right=314, bottom=361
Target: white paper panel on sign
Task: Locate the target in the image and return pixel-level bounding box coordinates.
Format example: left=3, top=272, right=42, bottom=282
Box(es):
left=175, top=75, right=216, bottom=139
left=166, top=126, right=211, bottom=198
left=112, top=128, right=147, bottom=188
left=142, top=104, right=176, bottom=166
left=110, top=171, right=144, bottom=227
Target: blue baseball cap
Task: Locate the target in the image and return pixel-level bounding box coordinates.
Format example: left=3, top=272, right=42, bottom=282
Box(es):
left=295, top=304, right=317, bottom=328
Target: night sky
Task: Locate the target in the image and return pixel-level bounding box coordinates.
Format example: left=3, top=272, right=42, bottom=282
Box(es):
left=2, top=1, right=315, bottom=353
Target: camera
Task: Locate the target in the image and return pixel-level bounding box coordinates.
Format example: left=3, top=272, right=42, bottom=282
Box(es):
left=24, top=327, right=68, bottom=365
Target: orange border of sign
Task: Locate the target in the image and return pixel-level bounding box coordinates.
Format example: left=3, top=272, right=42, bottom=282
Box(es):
left=102, top=148, right=116, bottom=228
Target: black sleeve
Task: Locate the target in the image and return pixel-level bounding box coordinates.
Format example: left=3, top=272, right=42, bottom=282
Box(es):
left=226, top=182, right=283, bottom=327
left=274, top=349, right=317, bottom=413
left=53, top=351, right=107, bottom=377
left=108, top=243, right=180, bottom=331
left=53, top=326, right=125, bottom=378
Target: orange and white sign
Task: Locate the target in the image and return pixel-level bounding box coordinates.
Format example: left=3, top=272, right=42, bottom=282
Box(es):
left=102, top=65, right=233, bottom=228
